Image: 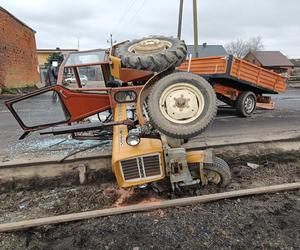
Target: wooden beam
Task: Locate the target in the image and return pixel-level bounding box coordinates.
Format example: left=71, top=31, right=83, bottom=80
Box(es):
left=0, top=182, right=299, bottom=233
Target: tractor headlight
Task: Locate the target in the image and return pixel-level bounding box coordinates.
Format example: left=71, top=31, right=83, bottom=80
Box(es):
left=126, top=133, right=140, bottom=146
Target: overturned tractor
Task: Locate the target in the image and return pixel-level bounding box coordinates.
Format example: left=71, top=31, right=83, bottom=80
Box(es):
left=5, top=36, right=231, bottom=191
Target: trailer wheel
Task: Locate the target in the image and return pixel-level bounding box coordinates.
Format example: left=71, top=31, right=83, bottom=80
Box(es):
left=147, top=72, right=217, bottom=139
left=236, top=91, right=257, bottom=117
left=115, top=36, right=187, bottom=72
left=204, top=157, right=231, bottom=187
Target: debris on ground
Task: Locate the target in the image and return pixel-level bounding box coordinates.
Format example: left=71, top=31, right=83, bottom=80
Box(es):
left=247, top=162, right=260, bottom=169
left=5, top=137, right=112, bottom=162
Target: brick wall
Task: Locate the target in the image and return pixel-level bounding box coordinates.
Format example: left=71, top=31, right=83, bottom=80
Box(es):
left=0, top=9, right=40, bottom=88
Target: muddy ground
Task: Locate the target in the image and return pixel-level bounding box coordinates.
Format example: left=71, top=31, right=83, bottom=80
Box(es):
left=0, top=155, right=299, bottom=249
left=1, top=191, right=298, bottom=250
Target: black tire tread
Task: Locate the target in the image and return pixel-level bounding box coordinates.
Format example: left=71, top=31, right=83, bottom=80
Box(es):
left=115, top=36, right=187, bottom=72
left=204, top=157, right=231, bottom=187
left=236, top=91, right=257, bottom=117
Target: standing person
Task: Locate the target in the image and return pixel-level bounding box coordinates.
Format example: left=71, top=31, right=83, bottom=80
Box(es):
left=45, top=61, right=59, bottom=101
left=46, top=61, right=59, bottom=87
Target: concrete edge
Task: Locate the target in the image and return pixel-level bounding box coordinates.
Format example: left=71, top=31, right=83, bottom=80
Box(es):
left=0, top=139, right=299, bottom=192
left=0, top=151, right=111, bottom=169
left=1, top=136, right=300, bottom=168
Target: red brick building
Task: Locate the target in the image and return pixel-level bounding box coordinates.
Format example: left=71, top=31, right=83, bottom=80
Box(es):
left=0, top=6, right=39, bottom=91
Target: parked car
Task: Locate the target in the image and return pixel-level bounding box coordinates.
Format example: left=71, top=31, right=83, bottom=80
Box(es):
left=64, top=75, right=88, bottom=86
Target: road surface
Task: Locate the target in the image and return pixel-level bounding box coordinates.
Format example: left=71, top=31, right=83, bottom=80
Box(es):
left=0, top=88, right=299, bottom=161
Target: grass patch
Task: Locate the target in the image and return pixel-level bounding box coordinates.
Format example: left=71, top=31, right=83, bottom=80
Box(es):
left=1, top=85, right=38, bottom=94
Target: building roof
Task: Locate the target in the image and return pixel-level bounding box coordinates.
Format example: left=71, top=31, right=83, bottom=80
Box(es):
left=187, top=44, right=227, bottom=58
left=0, top=6, right=36, bottom=33
left=247, top=51, right=293, bottom=67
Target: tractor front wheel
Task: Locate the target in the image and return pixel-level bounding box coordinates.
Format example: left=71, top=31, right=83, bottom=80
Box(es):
left=147, top=72, right=217, bottom=139
left=203, top=157, right=231, bottom=187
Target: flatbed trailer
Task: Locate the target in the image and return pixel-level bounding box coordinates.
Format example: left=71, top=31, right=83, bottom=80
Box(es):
left=179, top=55, right=287, bottom=116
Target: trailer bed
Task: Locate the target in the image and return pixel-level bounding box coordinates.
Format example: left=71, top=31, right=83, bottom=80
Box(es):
left=179, top=55, right=286, bottom=94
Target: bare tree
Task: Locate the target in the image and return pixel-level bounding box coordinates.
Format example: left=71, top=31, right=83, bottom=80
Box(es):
left=225, top=36, right=264, bottom=58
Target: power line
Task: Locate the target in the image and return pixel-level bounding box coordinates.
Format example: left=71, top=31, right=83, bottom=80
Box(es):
left=111, top=0, right=138, bottom=36
left=118, top=0, right=146, bottom=38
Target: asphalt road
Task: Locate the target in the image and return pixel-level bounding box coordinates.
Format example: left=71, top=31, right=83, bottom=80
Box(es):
left=189, top=88, right=300, bottom=148
left=0, top=88, right=299, bottom=161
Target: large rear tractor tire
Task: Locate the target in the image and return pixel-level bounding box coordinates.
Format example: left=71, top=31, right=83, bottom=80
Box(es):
left=147, top=72, right=217, bottom=139
left=115, top=36, right=187, bottom=72
left=236, top=91, right=257, bottom=117
left=204, top=157, right=231, bottom=187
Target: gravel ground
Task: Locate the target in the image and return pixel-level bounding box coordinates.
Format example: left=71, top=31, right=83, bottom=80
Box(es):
left=0, top=154, right=299, bottom=249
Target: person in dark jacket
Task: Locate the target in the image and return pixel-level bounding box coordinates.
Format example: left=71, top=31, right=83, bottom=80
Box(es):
left=46, top=61, right=58, bottom=86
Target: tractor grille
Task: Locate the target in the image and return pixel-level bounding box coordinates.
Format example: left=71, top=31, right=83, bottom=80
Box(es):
left=120, top=158, right=140, bottom=180
left=120, top=154, right=162, bottom=181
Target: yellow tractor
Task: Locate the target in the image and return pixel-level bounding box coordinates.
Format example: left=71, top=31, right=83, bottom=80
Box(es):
left=5, top=36, right=231, bottom=191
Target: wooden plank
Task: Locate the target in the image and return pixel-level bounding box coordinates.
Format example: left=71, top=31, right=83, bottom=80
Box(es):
left=0, top=182, right=299, bottom=233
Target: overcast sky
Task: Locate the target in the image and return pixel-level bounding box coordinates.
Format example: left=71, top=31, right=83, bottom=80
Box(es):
left=1, top=0, right=300, bottom=58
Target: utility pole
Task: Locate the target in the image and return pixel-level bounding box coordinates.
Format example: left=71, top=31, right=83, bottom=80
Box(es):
left=177, top=0, right=184, bottom=39
left=193, top=0, right=199, bottom=57
left=77, top=37, right=80, bottom=50
left=107, top=34, right=117, bottom=47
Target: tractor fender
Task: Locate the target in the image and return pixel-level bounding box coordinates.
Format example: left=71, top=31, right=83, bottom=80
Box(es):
left=136, top=67, right=175, bottom=125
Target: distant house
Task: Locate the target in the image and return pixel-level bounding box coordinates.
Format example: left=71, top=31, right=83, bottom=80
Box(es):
left=244, top=51, right=294, bottom=76
left=289, top=59, right=300, bottom=75
left=37, top=48, right=78, bottom=83
left=187, top=43, right=227, bottom=58
left=0, top=6, right=39, bottom=91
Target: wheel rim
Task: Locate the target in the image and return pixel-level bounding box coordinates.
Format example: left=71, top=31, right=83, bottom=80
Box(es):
left=159, top=83, right=205, bottom=124
left=244, top=95, right=255, bottom=114
left=204, top=170, right=221, bottom=185
left=128, top=39, right=172, bottom=54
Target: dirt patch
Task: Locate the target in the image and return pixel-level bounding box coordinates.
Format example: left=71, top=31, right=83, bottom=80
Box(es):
left=218, top=148, right=300, bottom=166
left=0, top=157, right=299, bottom=221
left=0, top=182, right=120, bottom=224
left=0, top=157, right=299, bottom=248
left=0, top=190, right=299, bottom=249
left=0, top=166, right=115, bottom=193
